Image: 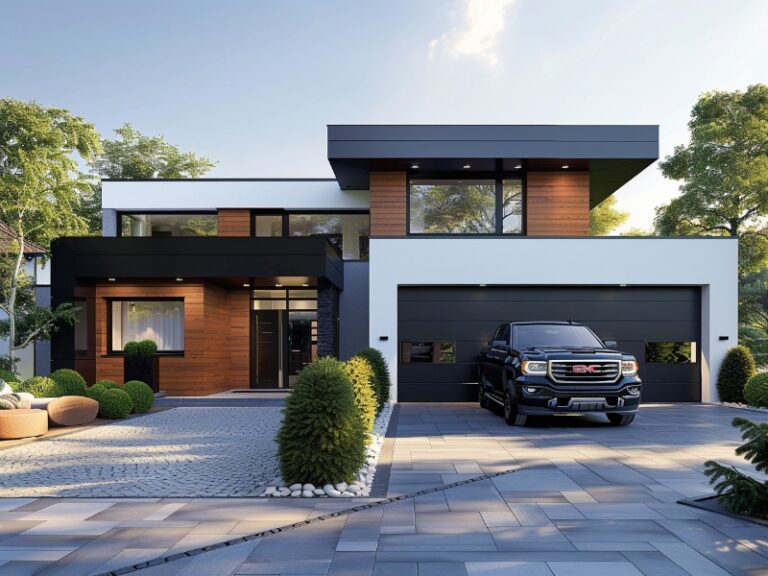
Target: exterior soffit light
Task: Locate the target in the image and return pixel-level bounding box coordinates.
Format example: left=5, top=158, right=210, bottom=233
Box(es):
left=275, top=284, right=283, bottom=287
left=108, top=277, right=116, bottom=282
left=514, top=164, right=522, bottom=169
left=243, top=283, right=250, bottom=287
left=463, top=163, right=472, bottom=169
left=561, top=164, right=569, bottom=169
left=176, top=277, right=184, bottom=282
left=410, top=163, right=420, bottom=169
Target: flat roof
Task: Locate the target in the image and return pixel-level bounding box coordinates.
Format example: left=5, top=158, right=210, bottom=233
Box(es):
left=328, top=124, right=659, bottom=204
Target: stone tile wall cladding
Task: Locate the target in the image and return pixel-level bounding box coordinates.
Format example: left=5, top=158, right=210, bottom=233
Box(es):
left=317, top=280, right=339, bottom=358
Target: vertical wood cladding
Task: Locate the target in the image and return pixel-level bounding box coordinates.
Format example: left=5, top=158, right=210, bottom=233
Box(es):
left=217, top=209, right=251, bottom=236
left=370, top=171, right=407, bottom=236
left=86, top=282, right=249, bottom=395
left=526, top=172, right=590, bottom=236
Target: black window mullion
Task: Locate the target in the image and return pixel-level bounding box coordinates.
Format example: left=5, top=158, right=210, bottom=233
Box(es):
left=495, top=179, right=503, bottom=234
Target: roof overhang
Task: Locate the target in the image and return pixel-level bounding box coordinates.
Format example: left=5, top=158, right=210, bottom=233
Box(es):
left=328, top=125, right=659, bottom=206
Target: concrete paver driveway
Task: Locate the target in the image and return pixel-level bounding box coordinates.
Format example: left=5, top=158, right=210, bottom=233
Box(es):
left=0, top=403, right=767, bottom=576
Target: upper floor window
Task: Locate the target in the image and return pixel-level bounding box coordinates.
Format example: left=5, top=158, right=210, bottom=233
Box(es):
left=408, top=178, right=523, bottom=235
left=288, top=213, right=370, bottom=260
left=121, top=213, right=217, bottom=237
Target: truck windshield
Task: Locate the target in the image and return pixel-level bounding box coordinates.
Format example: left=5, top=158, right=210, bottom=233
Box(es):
left=514, top=324, right=604, bottom=349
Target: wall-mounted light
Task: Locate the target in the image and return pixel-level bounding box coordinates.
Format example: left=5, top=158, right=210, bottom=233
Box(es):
left=243, top=283, right=250, bottom=288
left=108, top=277, right=116, bottom=282
left=561, top=164, right=570, bottom=169
left=463, top=163, right=472, bottom=169
left=176, top=277, right=184, bottom=282
left=275, top=283, right=283, bottom=288
left=301, top=283, right=309, bottom=287
left=410, top=163, right=420, bottom=169
left=514, top=164, right=522, bottom=169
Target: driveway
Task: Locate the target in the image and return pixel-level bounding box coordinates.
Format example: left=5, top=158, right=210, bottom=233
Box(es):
left=0, top=403, right=767, bottom=576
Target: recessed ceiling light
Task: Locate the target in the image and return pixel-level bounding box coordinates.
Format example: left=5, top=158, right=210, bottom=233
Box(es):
left=176, top=277, right=183, bottom=282
left=479, top=283, right=487, bottom=287
left=108, top=277, right=116, bottom=282
left=302, top=283, right=309, bottom=287
left=514, top=164, right=522, bottom=169
left=275, top=283, right=283, bottom=288
left=243, top=283, right=250, bottom=287
left=463, top=163, right=472, bottom=169
left=561, top=164, right=569, bottom=169
left=410, top=163, right=420, bottom=169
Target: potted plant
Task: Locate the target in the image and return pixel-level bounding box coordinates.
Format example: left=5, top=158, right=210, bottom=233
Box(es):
left=123, top=339, right=160, bottom=393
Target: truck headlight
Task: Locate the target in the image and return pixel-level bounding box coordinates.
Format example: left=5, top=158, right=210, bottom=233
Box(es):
left=621, top=360, right=638, bottom=376
left=521, top=360, right=547, bottom=375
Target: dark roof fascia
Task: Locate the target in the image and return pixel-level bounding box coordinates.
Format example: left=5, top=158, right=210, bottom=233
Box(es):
left=101, top=178, right=337, bottom=182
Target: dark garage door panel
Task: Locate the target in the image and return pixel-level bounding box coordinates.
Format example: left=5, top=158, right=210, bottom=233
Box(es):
left=398, top=286, right=701, bottom=403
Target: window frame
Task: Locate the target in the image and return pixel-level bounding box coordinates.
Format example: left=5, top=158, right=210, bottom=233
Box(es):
left=644, top=341, right=698, bottom=364
left=284, top=210, right=371, bottom=261
left=406, top=170, right=526, bottom=236
left=117, top=211, right=219, bottom=238
left=400, top=341, right=457, bottom=364
left=106, top=297, right=185, bottom=356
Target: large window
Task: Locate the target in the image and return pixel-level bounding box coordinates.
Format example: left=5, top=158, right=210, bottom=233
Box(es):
left=110, top=300, right=184, bottom=352
left=645, top=342, right=697, bottom=364
left=409, top=178, right=523, bottom=235
left=288, top=213, right=369, bottom=260
left=401, top=342, right=456, bottom=363
left=121, top=213, right=218, bottom=237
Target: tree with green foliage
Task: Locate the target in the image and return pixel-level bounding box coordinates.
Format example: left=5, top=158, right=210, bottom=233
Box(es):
left=590, top=196, right=629, bottom=236
left=705, top=417, right=768, bottom=519
left=655, top=84, right=768, bottom=277
left=716, top=345, right=756, bottom=403
left=0, top=99, right=102, bottom=370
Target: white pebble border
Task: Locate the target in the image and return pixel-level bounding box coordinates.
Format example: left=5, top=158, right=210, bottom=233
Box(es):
left=259, top=402, right=393, bottom=498
left=720, top=401, right=768, bottom=415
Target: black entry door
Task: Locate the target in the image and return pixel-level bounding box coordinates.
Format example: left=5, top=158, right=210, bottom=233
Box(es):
left=251, top=310, right=281, bottom=388
left=398, top=286, right=701, bottom=403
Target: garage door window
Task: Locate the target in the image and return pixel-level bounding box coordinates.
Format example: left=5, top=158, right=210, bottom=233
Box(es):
left=401, top=342, right=456, bottom=363
left=645, top=341, right=697, bottom=363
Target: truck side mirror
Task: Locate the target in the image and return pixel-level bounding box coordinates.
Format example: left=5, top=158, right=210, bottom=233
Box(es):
left=492, top=340, right=507, bottom=347
left=604, top=340, right=618, bottom=349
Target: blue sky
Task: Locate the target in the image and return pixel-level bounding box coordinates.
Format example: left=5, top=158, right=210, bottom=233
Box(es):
left=2, top=0, right=767, bottom=230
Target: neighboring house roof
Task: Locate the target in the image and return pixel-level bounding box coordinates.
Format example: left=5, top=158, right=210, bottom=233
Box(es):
left=0, top=222, right=46, bottom=255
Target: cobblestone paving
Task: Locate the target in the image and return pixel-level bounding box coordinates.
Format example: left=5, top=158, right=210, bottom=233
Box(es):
left=0, top=407, right=282, bottom=497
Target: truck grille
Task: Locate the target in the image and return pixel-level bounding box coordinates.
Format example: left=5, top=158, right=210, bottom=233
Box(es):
left=549, top=360, right=621, bottom=384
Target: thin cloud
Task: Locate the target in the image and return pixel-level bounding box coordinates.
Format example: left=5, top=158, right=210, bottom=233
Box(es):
left=430, top=0, right=516, bottom=66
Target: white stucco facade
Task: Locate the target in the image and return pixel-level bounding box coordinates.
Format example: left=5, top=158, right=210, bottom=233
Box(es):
left=369, top=237, right=738, bottom=404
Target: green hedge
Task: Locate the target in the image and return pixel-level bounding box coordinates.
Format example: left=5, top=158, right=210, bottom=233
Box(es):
left=123, top=380, right=154, bottom=413
left=124, top=340, right=158, bottom=356
left=277, top=357, right=366, bottom=485
left=343, top=357, right=377, bottom=434
left=85, top=384, right=107, bottom=403
left=0, top=368, right=16, bottom=383
left=98, top=388, right=134, bottom=419
left=717, top=346, right=756, bottom=403
left=745, top=373, right=768, bottom=408
left=49, top=369, right=87, bottom=397
left=13, top=376, right=58, bottom=398
left=354, top=347, right=390, bottom=414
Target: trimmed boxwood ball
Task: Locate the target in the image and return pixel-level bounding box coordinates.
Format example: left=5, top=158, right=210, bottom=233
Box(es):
left=96, top=379, right=120, bottom=389
left=354, top=347, right=391, bottom=414
left=137, top=340, right=158, bottom=355
left=717, top=345, right=756, bottom=403
left=123, top=341, right=140, bottom=356
left=85, top=384, right=107, bottom=402
left=15, top=376, right=58, bottom=398
left=49, top=368, right=87, bottom=397
left=343, top=357, right=378, bottom=434
left=98, top=388, right=134, bottom=419
left=277, top=357, right=366, bottom=485
left=745, top=373, right=768, bottom=408
left=123, top=380, right=154, bottom=413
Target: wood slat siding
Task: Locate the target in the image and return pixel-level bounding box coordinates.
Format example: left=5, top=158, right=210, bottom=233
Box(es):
left=84, top=282, right=250, bottom=395
left=526, top=172, right=590, bottom=236
left=370, top=171, right=406, bottom=236
left=217, top=209, right=251, bottom=236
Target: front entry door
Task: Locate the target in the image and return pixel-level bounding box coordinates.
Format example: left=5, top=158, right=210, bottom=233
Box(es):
left=251, top=310, right=282, bottom=388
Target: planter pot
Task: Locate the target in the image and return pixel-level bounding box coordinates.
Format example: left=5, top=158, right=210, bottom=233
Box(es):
left=124, top=355, right=160, bottom=393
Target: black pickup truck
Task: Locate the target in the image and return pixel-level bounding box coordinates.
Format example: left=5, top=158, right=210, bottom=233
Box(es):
left=478, top=321, right=641, bottom=426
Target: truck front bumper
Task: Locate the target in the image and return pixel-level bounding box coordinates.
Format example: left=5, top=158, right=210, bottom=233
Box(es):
left=514, top=376, right=641, bottom=415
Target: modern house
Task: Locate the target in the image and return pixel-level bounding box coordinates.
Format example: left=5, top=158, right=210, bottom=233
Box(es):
left=51, top=125, right=737, bottom=403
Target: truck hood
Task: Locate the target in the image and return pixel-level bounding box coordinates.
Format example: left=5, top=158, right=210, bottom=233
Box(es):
left=521, top=347, right=628, bottom=360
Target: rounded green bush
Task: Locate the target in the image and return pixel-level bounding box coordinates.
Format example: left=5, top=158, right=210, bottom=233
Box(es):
left=0, top=368, right=16, bottom=383
left=343, top=357, right=378, bottom=434
left=744, top=373, right=768, bottom=408
left=717, top=345, right=756, bottom=403
left=98, top=388, right=134, bottom=419
left=49, top=368, right=87, bottom=397
left=123, top=341, right=140, bottom=356
left=85, top=384, right=106, bottom=402
left=277, top=357, right=366, bottom=485
left=96, top=379, right=120, bottom=389
left=137, top=340, right=158, bottom=355
left=15, top=376, right=58, bottom=398
left=123, top=380, right=154, bottom=413
left=354, top=347, right=391, bottom=414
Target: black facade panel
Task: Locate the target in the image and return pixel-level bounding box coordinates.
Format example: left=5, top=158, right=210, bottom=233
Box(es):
left=397, top=286, right=701, bottom=403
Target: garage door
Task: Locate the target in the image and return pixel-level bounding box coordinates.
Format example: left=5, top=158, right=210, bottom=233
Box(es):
left=398, top=286, right=701, bottom=403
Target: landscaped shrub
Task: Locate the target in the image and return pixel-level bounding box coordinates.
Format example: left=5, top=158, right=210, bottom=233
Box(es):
left=137, top=340, right=158, bottom=356
left=98, top=388, right=134, bottom=419
left=705, top=417, right=768, bottom=519
left=343, top=356, right=377, bottom=434
left=745, top=373, right=768, bottom=408
left=14, top=376, right=58, bottom=398
left=123, top=341, right=140, bottom=356
left=0, top=368, right=16, bottom=383
left=96, top=379, right=120, bottom=389
left=49, top=368, right=87, bottom=397
left=85, top=384, right=107, bottom=402
left=277, top=357, right=366, bottom=485
left=717, top=345, right=756, bottom=403
left=354, top=347, right=390, bottom=414
left=123, top=380, right=154, bottom=413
